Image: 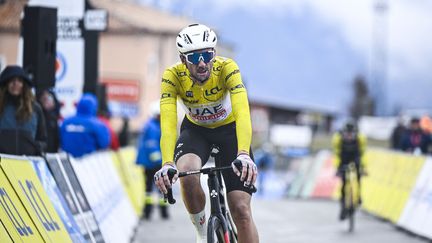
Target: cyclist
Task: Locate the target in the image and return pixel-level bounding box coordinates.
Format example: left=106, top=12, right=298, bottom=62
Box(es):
left=332, top=120, right=367, bottom=220
left=154, top=23, right=259, bottom=243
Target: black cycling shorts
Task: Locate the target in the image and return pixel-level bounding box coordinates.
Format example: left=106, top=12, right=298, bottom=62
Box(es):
left=173, top=117, right=255, bottom=194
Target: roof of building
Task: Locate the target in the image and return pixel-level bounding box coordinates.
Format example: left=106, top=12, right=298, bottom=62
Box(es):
left=0, top=0, right=26, bottom=33
left=0, top=0, right=192, bottom=35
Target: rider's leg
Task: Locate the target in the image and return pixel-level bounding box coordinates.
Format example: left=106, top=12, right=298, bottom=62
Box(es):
left=177, top=153, right=207, bottom=242
left=228, top=191, right=259, bottom=243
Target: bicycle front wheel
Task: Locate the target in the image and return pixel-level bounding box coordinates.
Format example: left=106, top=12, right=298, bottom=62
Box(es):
left=348, top=188, right=355, bottom=232
left=208, top=216, right=230, bottom=243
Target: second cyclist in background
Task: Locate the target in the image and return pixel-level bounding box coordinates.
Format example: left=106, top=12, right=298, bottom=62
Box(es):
left=154, top=24, right=259, bottom=243
left=332, top=120, right=367, bottom=220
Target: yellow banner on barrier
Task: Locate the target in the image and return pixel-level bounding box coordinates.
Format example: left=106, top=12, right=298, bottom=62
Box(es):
left=0, top=219, right=14, bottom=243
left=0, top=167, right=44, bottom=243
left=111, top=147, right=145, bottom=216
left=1, top=157, right=72, bottom=243
left=362, top=150, right=425, bottom=223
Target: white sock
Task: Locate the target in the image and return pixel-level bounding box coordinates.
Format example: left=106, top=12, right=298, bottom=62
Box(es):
left=189, top=209, right=207, bottom=243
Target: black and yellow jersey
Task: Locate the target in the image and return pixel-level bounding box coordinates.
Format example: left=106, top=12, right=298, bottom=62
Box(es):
left=332, top=131, right=367, bottom=168
left=160, top=56, right=252, bottom=165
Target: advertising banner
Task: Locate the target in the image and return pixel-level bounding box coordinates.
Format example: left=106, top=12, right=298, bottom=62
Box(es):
left=112, top=148, right=144, bottom=215
left=31, top=157, right=85, bottom=242
left=362, top=150, right=425, bottom=222
left=0, top=156, right=71, bottom=242
left=54, top=40, right=85, bottom=117
left=0, top=221, right=14, bottom=243
left=101, top=78, right=140, bottom=118
left=45, top=153, right=105, bottom=243
left=71, top=152, right=138, bottom=243
left=398, top=157, right=432, bottom=238
left=310, top=156, right=339, bottom=198
left=0, top=165, right=44, bottom=243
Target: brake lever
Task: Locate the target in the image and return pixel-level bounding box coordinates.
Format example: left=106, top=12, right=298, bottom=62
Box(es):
left=164, top=168, right=177, bottom=204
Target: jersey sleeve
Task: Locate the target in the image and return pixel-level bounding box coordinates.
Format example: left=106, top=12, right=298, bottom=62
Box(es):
left=332, top=132, right=342, bottom=167
left=222, top=59, right=252, bottom=154
left=160, top=69, right=178, bottom=165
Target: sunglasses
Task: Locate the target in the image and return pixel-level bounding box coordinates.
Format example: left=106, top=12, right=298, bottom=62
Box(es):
left=183, top=50, right=215, bottom=65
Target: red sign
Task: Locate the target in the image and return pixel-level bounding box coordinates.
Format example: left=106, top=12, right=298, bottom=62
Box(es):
left=101, top=78, right=140, bottom=102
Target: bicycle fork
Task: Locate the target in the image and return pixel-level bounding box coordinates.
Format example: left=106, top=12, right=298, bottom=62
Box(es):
left=207, top=173, right=230, bottom=242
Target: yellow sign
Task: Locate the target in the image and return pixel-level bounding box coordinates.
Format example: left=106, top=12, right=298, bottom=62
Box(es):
left=1, top=156, right=72, bottom=243
left=362, top=149, right=426, bottom=222
left=0, top=167, right=44, bottom=242
left=0, top=220, right=14, bottom=243
left=112, top=148, right=145, bottom=216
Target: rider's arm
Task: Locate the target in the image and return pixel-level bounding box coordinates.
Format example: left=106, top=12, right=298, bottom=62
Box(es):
left=223, top=59, right=252, bottom=155
left=331, top=132, right=342, bottom=168
left=160, top=69, right=178, bottom=165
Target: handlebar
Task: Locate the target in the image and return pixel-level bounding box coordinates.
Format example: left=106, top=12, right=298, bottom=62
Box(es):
left=163, top=160, right=257, bottom=204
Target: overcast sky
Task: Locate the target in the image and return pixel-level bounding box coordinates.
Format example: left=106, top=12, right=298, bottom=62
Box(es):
left=139, top=0, right=432, bottom=115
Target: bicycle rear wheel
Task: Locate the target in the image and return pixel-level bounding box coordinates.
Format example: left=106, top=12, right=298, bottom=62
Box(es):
left=208, top=216, right=230, bottom=243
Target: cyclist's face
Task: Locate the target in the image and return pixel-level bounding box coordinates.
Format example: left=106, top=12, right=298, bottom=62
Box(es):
left=181, top=48, right=215, bottom=84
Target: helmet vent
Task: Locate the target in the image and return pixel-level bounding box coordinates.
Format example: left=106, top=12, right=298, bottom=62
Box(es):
left=177, top=43, right=183, bottom=48
left=184, top=34, right=193, bottom=44
left=203, top=30, right=209, bottom=42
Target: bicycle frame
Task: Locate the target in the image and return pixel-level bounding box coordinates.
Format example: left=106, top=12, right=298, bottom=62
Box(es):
left=165, top=161, right=255, bottom=243
left=343, top=161, right=360, bottom=232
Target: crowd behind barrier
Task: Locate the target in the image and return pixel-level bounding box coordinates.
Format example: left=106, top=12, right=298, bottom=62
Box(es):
left=287, top=148, right=432, bottom=239
left=0, top=147, right=144, bottom=243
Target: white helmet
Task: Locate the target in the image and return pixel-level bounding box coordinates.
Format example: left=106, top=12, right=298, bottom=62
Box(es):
left=176, top=24, right=217, bottom=54
left=149, top=100, right=160, bottom=118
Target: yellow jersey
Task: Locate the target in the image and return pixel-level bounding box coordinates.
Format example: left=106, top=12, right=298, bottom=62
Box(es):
left=160, top=56, right=252, bottom=165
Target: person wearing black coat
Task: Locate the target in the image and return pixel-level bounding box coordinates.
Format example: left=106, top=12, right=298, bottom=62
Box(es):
left=0, top=65, right=47, bottom=155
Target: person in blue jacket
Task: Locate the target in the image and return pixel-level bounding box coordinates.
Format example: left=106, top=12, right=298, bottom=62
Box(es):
left=60, top=93, right=110, bottom=157
left=136, top=100, right=169, bottom=220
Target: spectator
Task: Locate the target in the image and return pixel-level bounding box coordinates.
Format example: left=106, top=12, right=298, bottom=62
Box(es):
left=254, top=142, right=274, bottom=195
left=118, top=117, right=130, bottom=147
left=390, top=119, right=406, bottom=150
left=60, top=93, right=110, bottom=157
left=98, top=109, right=120, bottom=151
left=401, top=117, right=431, bottom=155
left=0, top=65, right=47, bottom=155
left=135, top=100, right=169, bottom=220
left=37, top=89, right=60, bottom=153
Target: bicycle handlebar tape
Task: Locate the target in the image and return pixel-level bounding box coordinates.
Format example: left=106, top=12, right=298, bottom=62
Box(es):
left=164, top=168, right=178, bottom=204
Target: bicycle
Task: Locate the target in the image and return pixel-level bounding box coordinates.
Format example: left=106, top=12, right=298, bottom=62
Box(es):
left=165, top=160, right=256, bottom=243
left=341, top=161, right=360, bottom=232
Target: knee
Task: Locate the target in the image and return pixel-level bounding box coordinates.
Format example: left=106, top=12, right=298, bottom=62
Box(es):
left=230, top=202, right=252, bottom=224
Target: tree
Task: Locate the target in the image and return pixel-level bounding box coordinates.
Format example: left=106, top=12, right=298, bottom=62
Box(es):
left=349, top=75, right=375, bottom=119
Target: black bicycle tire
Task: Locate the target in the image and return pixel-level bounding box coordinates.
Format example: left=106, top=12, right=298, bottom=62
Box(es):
left=207, top=216, right=230, bottom=243
left=348, top=185, right=355, bottom=232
